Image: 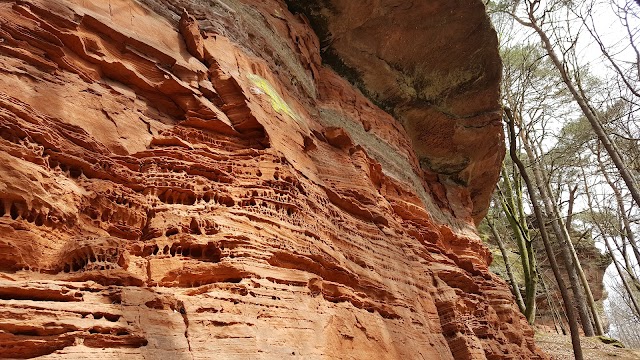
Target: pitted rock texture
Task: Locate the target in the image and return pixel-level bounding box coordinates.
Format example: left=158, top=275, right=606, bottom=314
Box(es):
left=0, top=1, right=545, bottom=359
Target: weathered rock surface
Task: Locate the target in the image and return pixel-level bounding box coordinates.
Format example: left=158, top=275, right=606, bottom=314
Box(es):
left=487, top=222, right=611, bottom=333
left=0, top=0, right=545, bottom=359
left=535, top=232, right=611, bottom=332
left=286, top=0, right=504, bottom=223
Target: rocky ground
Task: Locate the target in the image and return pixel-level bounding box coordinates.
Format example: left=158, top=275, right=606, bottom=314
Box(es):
left=536, top=333, right=640, bottom=360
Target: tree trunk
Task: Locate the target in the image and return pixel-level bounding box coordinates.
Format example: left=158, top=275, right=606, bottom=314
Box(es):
left=488, top=219, right=528, bottom=315
left=543, top=178, right=604, bottom=335
left=566, top=185, right=577, bottom=234
left=605, top=236, right=640, bottom=318
left=521, top=3, right=640, bottom=210
left=497, top=168, right=537, bottom=323
left=597, top=146, right=640, bottom=276
left=505, top=109, right=584, bottom=360
left=539, top=267, right=567, bottom=335
left=582, top=172, right=640, bottom=319
left=518, top=117, right=600, bottom=336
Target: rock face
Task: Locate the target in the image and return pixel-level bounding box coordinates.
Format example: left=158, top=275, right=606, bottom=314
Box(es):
left=286, top=0, right=504, bottom=223
left=0, top=1, right=545, bottom=359
left=487, top=222, right=610, bottom=333
left=534, top=231, right=611, bottom=332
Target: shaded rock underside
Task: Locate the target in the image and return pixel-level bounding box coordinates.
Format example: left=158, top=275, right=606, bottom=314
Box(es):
left=0, top=0, right=544, bottom=359
left=285, top=0, right=504, bottom=223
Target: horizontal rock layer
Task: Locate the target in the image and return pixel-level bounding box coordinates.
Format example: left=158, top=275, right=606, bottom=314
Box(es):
left=0, top=0, right=544, bottom=359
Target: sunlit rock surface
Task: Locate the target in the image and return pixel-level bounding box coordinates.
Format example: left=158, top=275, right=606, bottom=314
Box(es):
left=0, top=0, right=545, bottom=359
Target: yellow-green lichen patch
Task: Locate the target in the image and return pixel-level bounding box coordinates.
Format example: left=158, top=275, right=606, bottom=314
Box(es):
left=247, top=73, right=300, bottom=122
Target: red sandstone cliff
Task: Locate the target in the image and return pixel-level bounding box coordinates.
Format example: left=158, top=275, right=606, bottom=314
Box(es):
left=0, top=0, right=546, bottom=359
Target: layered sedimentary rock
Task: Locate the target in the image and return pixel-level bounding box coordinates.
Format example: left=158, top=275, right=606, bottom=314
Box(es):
left=487, top=222, right=611, bottom=332
left=535, top=231, right=611, bottom=331
left=0, top=0, right=545, bottom=359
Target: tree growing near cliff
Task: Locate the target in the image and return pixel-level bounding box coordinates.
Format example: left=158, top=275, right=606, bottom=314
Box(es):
left=498, top=0, right=640, bottom=210
left=485, top=214, right=529, bottom=316
left=489, top=0, right=640, bottom=347
left=485, top=2, right=640, bottom=358
left=555, top=96, right=640, bottom=328
left=496, top=37, right=601, bottom=336
left=503, top=110, right=586, bottom=359
left=607, top=279, right=640, bottom=347
left=494, top=162, right=539, bottom=323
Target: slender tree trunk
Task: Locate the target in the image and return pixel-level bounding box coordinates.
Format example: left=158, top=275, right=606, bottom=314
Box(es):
left=488, top=218, right=528, bottom=315
left=505, top=109, right=584, bottom=360
left=597, top=146, right=640, bottom=273
left=519, top=2, right=640, bottom=209
left=497, top=168, right=537, bottom=322
left=605, top=237, right=640, bottom=318
left=522, top=236, right=538, bottom=323
left=566, top=185, right=578, bottom=234
left=613, top=235, right=635, bottom=280
left=519, top=121, right=600, bottom=336
left=499, top=171, right=533, bottom=288
left=582, top=173, right=640, bottom=318
left=539, top=267, right=567, bottom=335
left=595, top=146, right=640, bottom=293
left=543, top=179, right=604, bottom=335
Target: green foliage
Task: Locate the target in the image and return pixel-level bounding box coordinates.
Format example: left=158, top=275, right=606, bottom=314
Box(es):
left=485, top=0, right=521, bottom=15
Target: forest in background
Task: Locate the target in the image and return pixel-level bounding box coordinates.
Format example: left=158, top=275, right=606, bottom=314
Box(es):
left=483, top=1, right=640, bottom=358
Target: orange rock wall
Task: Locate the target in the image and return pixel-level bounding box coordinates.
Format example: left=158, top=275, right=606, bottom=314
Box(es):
left=0, top=0, right=546, bottom=359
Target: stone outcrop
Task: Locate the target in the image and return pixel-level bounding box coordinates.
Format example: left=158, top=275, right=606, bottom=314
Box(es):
left=486, top=219, right=610, bottom=333
left=535, top=231, right=611, bottom=332
left=0, top=0, right=545, bottom=359
left=286, top=0, right=504, bottom=223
